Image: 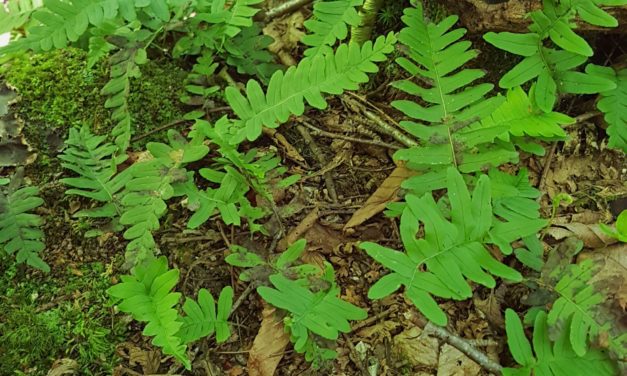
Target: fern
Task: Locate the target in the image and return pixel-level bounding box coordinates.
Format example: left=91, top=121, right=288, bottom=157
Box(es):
left=0, top=0, right=120, bottom=54
left=0, top=169, right=48, bottom=272
left=178, top=287, right=233, bottom=344
left=586, top=64, right=627, bottom=152
left=257, top=269, right=367, bottom=366
left=361, top=168, right=545, bottom=325
left=391, top=4, right=518, bottom=194
left=225, top=33, right=396, bottom=142
left=224, top=23, right=282, bottom=83
left=106, top=256, right=190, bottom=369
left=180, top=51, right=220, bottom=111
left=302, top=0, right=364, bottom=57
left=503, top=309, right=616, bottom=376
left=59, top=126, right=130, bottom=224
left=0, top=0, right=43, bottom=34
left=483, top=0, right=622, bottom=112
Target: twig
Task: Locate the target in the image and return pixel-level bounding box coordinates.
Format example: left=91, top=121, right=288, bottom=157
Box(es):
left=410, top=314, right=503, bottom=375
left=343, top=95, right=418, bottom=148
left=296, top=124, right=339, bottom=203
left=351, top=307, right=396, bottom=331
left=260, top=0, right=314, bottom=22
left=538, top=141, right=558, bottom=191
left=230, top=282, right=258, bottom=316
left=342, top=333, right=369, bottom=376
left=300, top=121, right=402, bottom=150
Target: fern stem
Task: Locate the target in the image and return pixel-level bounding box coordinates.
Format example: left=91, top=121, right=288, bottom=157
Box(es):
left=350, top=0, right=385, bottom=44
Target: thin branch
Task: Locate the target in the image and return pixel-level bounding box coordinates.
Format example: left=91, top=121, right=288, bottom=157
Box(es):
left=296, top=124, right=339, bottom=202
left=230, top=282, right=258, bottom=316
left=300, top=121, right=402, bottom=150
left=259, top=0, right=314, bottom=22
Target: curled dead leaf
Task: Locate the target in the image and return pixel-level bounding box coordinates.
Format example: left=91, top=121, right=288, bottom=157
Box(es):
left=545, top=222, right=618, bottom=248
left=248, top=305, right=290, bottom=376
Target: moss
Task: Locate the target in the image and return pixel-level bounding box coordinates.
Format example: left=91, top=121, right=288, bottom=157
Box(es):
left=0, top=261, right=126, bottom=375
left=1, top=48, right=189, bottom=161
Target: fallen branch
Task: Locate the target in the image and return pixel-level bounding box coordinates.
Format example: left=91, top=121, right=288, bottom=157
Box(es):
left=260, top=0, right=314, bottom=22
left=300, top=120, right=402, bottom=150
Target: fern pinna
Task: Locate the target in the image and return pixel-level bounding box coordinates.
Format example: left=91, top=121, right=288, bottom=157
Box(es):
left=0, top=169, right=48, bottom=272
left=361, top=168, right=546, bottom=325
left=301, top=0, right=364, bottom=57
left=107, top=256, right=234, bottom=370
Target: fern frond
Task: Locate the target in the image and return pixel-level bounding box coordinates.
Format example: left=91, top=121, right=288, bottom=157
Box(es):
left=102, top=41, right=148, bottom=152
left=0, top=0, right=120, bottom=54
left=503, top=309, right=616, bottom=376
left=59, top=126, right=130, bottom=219
left=586, top=64, right=627, bottom=152
left=302, top=0, right=364, bottom=57
left=178, top=287, right=233, bottom=344
left=107, top=256, right=190, bottom=370
left=0, top=0, right=43, bottom=34
left=362, top=168, right=544, bottom=325
left=258, top=273, right=367, bottom=342
left=0, top=170, right=48, bottom=272
left=391, top=4, right=517, bottom=194
left=225, top=33, right=396, bottom=142
left=224, top=23, right=282, bottom=83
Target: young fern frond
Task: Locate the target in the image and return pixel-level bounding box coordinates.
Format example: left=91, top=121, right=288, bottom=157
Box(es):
left=0, top=0, right=120, bottom=54
left=483, top=0, right=622, bottom=112
left=361, top=168, right=545, bottom=326
left=106, top=256, right=190, bottom=370
left=503, top=309, right=616, bottom=376
left=586, top=64, right=627, bottom=152
left=59, top=126, right=129, bottom=220
left=391, top=4, right=517, bottom=194
left=0, top=0, right=43, bottom=34
left=225, top=33, right=396, bottom=142
left=224, top=23, right=282, bottom=83
left=178, top=287, right=233, bottom=344
left=302, top=0, right=364, bottom=57
left=0, top=169, right=48, bottom=272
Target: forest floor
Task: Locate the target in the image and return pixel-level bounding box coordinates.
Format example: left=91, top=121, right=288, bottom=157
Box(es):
left=1, top=1, right=626, bottom=376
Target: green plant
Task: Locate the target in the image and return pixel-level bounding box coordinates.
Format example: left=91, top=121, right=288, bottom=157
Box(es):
left=226, top=239, right=367, bottom=368
left=600, top=209, right=626, bottom=242
left=107, top=256, right=234, bottom=370
left=224, top=23, right=282, bottom=84
left=361, top=167, right=546, bottom=325
left=226, top=33, right=396, bottom=142
left=484, top=0, right=622, bottom=113
left=0, top=169, right=48, bottom=272
left=301, top=0, right=364, bottom=57
left=503, top=309, right=616, bottom=376
left=586, top=64, right=627, bottom=152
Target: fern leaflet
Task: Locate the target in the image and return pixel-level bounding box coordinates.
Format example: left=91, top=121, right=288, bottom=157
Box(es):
left=302, top=0, right=364, bottom=57
left=107, top=256, right=190, bottom=369
left=503, top=309, right=616, bottom=376
left=0, top=169, right=48, bottom=272
left=586, top=64, right=627, bottom=152
left=178, top=287, right=233, bottom=344
left=225, top=33, right=396, bottom=142
left=0, top=0, right=43, bottom=34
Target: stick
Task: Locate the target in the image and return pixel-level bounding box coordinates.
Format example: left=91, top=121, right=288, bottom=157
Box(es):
left=260, top=0, right=314, bottom=22
left=296, top=124, right=339, bottom=203
left=300, top=121, right=402, bottom=150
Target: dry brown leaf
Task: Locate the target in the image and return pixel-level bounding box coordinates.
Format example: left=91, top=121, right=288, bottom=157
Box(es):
left=278, top=207, right=319, bottom=251
left=437, top=344, right=481, bottom=376
left=116, top=342, right=160, bottom=374
left=344, top=165, right=415, bottom=230
left=46, top=359, right=78, bottom=376
left=473, top=294, right=504, bottom=328
left=392, top=327, right=439, bottom=368
left=578, top=243, right=627, bottom=310
left=247, top=305, right=291, bottom=376
left=546, top=223, right=618, bottom=248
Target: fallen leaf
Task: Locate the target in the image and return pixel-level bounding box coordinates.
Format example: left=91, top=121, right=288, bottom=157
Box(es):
left=248, top=305, right=291, bottom=376
left=344, top=165, right=415, bottom=230
left=392, top=327, right=439, bottom=368
left=545, top=223, right=618, bottom=248
left=116, top=342, right=160, bottom=374
left=278, top=207, right=319, bottom=251
left=47, top=359, right=78, bottom=376
left=437, top=344, right=481, bottom=376
left=578, top=243, right=627, bottom=310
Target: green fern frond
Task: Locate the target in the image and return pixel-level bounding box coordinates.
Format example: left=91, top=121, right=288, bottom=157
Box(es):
left=586, top=64, right=627, bottom=152
left=225, top=33, right=396, bottom=142
left=302, top=0, right=364, bottom=57
left=362, top=168, right=545, bottom=325
left=107, top=256, right=190, bottom=370
left=0, top=170, right=48, bottom=272
left=224, top=23, right=282, bottom=83
left=257, top=273, right=367, bottom=346
left=503, top=309, right=616, bottom=376
left=0, top=0, right=120, bottom=54
left=0, top=0, right=43, bottom=34
left=59, top=126, right=130, bottom=220
left=102, top=40, right=148, bottom=152
left=178, top=287, right=233, bottom=344
left=391, top=4, right=518, bottom=194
